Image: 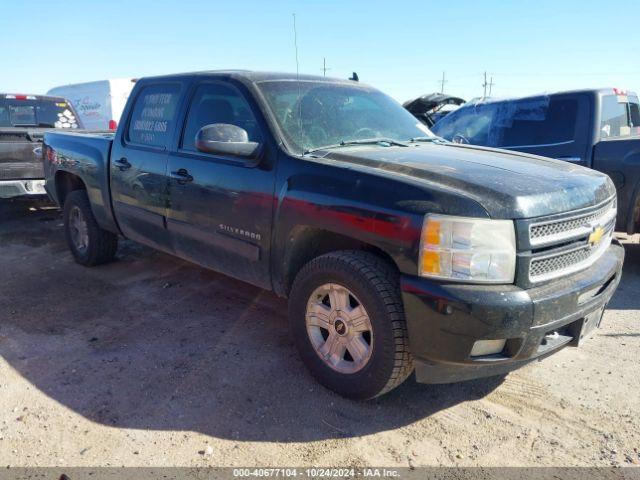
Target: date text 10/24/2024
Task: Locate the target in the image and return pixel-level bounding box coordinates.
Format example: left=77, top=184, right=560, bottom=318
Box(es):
left=232, top=468, right=401, bottom=478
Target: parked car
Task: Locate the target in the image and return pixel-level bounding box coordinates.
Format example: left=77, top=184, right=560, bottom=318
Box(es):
left=431, top=89, right=640, bottom=234
left=43, top=71, right=623, bottom=399
left=0, top=94, right=83, bottom=199
left=403, top=93, right=465, bottom=127
left=47, top=79, right=135, bottom=131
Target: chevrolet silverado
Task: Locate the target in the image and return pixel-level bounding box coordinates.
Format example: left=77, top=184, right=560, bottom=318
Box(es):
left=42, top=72, right=623, bottom=399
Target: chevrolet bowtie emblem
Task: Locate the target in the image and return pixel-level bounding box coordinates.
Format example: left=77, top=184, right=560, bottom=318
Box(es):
left=588, top=227, right=605, bottom=246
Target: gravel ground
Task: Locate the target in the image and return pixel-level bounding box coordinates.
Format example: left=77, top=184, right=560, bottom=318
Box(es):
left=0, top=198, right=639, bottom=468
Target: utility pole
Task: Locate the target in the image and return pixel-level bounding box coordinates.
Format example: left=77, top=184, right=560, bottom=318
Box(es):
left=439, top=71, right=447, bottom=93
left=482, top=71, right=495, bottom=97
left=322, top=57, right=331, bottom=77
left=482, top=71, right=488, bottom=98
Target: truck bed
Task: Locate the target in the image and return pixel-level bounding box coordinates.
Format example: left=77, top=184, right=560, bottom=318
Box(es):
left=43, top=130, right=117, bottom=231
left=1, top=128, right=113, bottom=181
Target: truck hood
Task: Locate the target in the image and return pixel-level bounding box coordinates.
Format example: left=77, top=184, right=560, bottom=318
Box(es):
left=319, top=143, right=615, bottom=219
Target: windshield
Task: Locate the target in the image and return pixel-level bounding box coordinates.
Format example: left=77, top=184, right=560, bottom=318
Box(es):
left=256, top=80, right=433, bottom=153
left=0, top=97, right=81, bottom=128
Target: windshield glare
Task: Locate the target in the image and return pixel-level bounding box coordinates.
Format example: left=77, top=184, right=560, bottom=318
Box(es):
left=257, top=81, right=433, bottom=153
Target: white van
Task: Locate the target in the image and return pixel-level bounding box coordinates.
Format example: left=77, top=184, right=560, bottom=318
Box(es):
left=47, top=79, right=135, bottom=131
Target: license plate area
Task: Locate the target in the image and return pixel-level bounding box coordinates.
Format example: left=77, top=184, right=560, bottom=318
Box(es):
left=537, top=306, right=605, bottom=353
left=577, top=306, right=605, bottom=344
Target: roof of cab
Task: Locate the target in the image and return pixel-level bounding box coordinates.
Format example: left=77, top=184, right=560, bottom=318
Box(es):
left=465, top=88, right=638, bottom=107
left=139, top=70, right=359, bottom=85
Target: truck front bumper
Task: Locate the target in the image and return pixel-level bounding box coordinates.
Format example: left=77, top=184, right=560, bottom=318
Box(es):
left=401, top=242, right=624, bottom=384
left=0, top=179, right=47, bottom=198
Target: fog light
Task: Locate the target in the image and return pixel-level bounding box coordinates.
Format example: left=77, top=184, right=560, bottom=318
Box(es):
left=470, top=339, right=506, bottom=357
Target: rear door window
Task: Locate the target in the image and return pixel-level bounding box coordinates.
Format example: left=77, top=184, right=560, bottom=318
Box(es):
left=127, top=84, right=181, bottom=148
left=8, top=105, right=36, bottom=125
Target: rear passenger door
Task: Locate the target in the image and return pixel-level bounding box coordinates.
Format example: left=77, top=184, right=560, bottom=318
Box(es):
left=110, top=82, right=184, bottom=252
left=165, top=80, right=275, bottom=289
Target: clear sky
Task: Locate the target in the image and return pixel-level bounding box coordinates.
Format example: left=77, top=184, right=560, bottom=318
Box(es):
left=1, top=0, right=639, bottom=102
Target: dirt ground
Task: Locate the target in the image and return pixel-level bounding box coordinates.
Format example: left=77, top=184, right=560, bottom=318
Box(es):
left=0, top=198, right=639, bottom=468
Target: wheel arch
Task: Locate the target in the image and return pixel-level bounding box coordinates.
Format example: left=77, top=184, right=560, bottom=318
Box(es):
left=626, top=185, right=640, bottom=234
left=278, top=226, right=400, bottom=297
left=55, top=170, right=87, bottom=207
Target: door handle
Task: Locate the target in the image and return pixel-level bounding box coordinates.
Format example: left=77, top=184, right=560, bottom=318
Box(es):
left=115, top=157, right=131, bottom=171
left=170, top=168, right=194, bottom=184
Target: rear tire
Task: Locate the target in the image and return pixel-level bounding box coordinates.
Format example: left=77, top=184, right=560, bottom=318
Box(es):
left=289, top=251, right=413, bottom=400
left=63, top=190, right=118, bottom=266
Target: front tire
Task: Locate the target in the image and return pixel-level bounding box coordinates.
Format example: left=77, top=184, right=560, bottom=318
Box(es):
left=289, top=251, right=413, bottom=399
left=63, top=190, right=118, bottom=266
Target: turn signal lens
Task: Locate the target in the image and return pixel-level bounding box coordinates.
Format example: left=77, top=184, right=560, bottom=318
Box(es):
left=419, top=215, right=516, bottom=283
left=421, top=250, right=444, bottom=275
left=423, top=220, right=441, bottom=245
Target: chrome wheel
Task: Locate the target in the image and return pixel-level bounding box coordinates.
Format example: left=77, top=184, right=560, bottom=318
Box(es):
left=69, top=205, right=89, bottom=252
left=305, top=283, right=373, bottom=374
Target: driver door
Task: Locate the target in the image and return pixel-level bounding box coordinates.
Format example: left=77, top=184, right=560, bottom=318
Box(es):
left=165, top=81, right=275, bottom=289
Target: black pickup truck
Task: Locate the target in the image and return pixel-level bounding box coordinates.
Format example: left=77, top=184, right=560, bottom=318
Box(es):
left=431, top=89, right=640, bottom=234
left=1, top=94, right=83, bottom=198
left=43, top=71, right=623, bottom=399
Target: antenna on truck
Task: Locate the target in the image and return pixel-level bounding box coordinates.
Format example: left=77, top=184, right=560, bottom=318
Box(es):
left=292, top=13, right=304, bottom=156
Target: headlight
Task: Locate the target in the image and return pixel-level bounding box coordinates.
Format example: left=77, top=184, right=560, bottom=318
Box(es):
left=419, top=214, right=516, bottom=283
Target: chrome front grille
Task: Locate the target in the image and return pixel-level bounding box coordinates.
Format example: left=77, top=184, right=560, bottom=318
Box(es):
left=526, top=198, right=617, bottom=283
left=529, top=226, right=613, bottom=282
left=529, top=198, right=617, bottom=247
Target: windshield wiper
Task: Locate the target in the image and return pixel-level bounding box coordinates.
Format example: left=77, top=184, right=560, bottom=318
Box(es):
left=304, top=138, right=409, bottom=155
left=409, top=136, right=443, bottom=143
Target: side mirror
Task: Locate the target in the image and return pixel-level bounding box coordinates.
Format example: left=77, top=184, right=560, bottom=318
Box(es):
left=195, top=123, right=261, bottom=159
